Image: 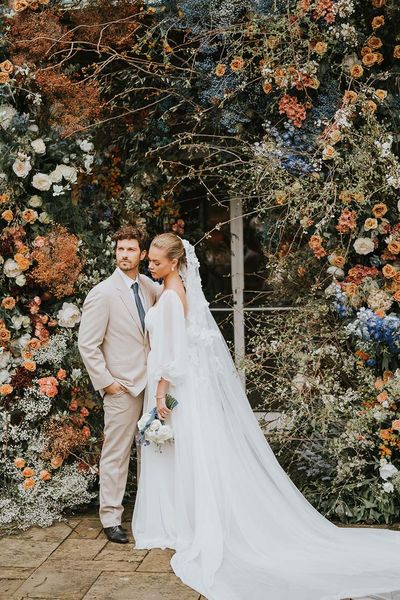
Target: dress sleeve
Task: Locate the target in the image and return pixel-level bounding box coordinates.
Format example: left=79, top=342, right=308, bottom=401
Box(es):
left=151, top=290, right=187, bottom=385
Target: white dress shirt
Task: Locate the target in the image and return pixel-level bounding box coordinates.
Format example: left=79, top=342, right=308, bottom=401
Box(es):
left=117, top=267, right=147, bottom=312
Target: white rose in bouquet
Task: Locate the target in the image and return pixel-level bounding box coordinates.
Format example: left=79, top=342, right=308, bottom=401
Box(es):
left=0, top=105, right=17, bottom=129
left=15, top=274, right=26, bottom=287
left=28, top=195, right=43, bottom=208
left=149, top=419, right=161, bottom=431
left=13, top=158, right=32, bottom=178
left=31, top=138, right=46, bottom=154
left=3, top=259, right=22, bottom=278
left=0, top=369, right=11, bottom=384
left=0, top=351, right=11, bottom=369
left=78, top=139, right=94, bottom=153
left=50, top=164, right=77, bottom=184
left=353, top=237, right=375, bottom=255
left=383, top=481, right=394, bottom=493
left=32, top=172, right=52, bottom=191
left=57, top=302, right=81, bottom=328
left=379, top=459, right=399, bottom=481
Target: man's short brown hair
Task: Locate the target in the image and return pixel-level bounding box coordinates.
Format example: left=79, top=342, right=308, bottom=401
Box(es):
left=112, top=224, right=149, bottom=251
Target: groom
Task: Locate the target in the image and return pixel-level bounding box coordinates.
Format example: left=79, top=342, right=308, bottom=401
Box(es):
left=78, top=224, right=161, bottom=543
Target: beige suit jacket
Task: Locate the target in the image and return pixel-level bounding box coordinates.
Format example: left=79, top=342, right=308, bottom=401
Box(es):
left=78, top=268, right=161, bottom=398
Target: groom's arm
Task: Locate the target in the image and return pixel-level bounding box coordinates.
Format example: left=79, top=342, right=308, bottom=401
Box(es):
left=78, top=286, right=115, bottom=392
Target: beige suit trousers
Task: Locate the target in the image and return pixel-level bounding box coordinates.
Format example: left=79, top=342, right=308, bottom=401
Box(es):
left=99, top=388, right=144, bottom=528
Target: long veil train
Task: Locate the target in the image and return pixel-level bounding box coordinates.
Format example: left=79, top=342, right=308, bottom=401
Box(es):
left=136, top=238, right=400, bottom=600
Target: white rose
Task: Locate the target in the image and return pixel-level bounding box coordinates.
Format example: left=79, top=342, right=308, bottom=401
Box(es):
left=12, top=315, right=30, bottom=330
left=383, top=481, right=394, bottom=493
left=327, top=266, right=345, bottom=278
left=379, top=459, right=399, bottom=481
left=12, top=158, right=32, bottom=178
left=84, top=154, right=94, bottom=172
left=3, top=259, right=22, bottom=278
left=353, top=237, right=375, bottom=255
left=149, top=419, right=161, bottom=431
left=32, top=172, right=52, bottom=191
left=138, top=412, right=153, bottom=430
left=28, top=124, right=39, bottom=133
left=57, top=302, right=81, bottom=328
left=50, top=164, right=77, bottom=183
left=0, top=350, right=11, bottom=369
left=157, top=424, right=173, bottom=442
left=78, top=139, right=94, bottom=153
left=15, top=274, right=26, bottom=287
left=0, top=369, right=11, bottom=384
left=0, top=105, right=17, bottom=129
left=28, top=195, right=43, bottom=208
left=17, top=333, right=31, bottom=348
left=31, top=138, right=46, bottom=155
left=38, top=211, right=51, bottom=224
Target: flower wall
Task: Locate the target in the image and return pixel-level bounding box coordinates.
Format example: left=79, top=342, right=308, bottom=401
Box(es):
left=0, top=0, right=400, bottom=528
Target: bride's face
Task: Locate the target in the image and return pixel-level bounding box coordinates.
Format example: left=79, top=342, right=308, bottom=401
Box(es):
left=148, top=245, right=177, bottom=280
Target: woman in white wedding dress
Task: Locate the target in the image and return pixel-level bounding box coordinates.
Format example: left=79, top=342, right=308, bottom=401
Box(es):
left=132, top=232, right=400, bottom=600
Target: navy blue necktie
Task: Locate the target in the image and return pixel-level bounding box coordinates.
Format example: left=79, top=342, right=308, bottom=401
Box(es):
left=131, top=282, right=145, bottom=331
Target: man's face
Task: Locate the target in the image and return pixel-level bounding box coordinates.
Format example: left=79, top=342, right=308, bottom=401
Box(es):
left=116, top=239, right=146, bottom=273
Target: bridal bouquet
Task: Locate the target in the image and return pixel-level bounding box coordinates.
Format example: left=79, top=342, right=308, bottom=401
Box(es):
left=137, top=394, right=178, bottom=450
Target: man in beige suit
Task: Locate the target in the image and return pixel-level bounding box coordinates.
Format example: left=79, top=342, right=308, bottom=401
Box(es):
left=78, top=224, right=161, bottom=544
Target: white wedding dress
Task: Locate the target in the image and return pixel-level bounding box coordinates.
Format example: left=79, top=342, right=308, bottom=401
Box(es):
left=132, top=240, right=400, bottom=600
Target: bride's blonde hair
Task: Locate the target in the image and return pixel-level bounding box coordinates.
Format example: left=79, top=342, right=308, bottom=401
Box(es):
left=150, top=233, right=187, bottom=270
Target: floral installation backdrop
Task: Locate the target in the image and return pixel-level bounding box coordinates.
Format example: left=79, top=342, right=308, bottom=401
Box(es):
left=0, top=0, right=400, bottom=530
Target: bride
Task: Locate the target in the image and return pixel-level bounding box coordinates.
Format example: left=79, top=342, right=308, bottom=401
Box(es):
left=132, top=232, right=400, bottom=600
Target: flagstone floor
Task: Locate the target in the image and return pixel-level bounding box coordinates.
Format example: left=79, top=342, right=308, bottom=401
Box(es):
left=1, top=505, right=399, bottom=600
left=0, top=505, right=204, bottom=600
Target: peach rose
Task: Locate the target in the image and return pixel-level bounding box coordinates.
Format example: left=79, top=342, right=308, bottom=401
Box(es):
left=0, top=72, right=10, bottom=84
left=367, top=36, right=383, bottom=49
left=57, top=368, right=67, bottom=380
left=364, top=218, right=378, bottom=231
left=80, top=407, right=90, bottom=417
left=1, top=209, right=13, bottom=223
left=388, top=241, right=400, bottom=254
left=377, top=390, right=389, bottom=403
left=372, top=202, right=388, bottom=217
left=82, top=426, right=91, bottom=439
left=372, top=15, right=385, bottom=29
left=375, top=89, right=387, bottom=100
left=0, top=328, right=11, bottom=342
left=0, top=384, right=13, bottom=396
left=27, top=337, right=41, bottom=350
left=375, top=378, right=384, bottom=390
left=343, top=90, right=358, bottom=104
left=23, top=360, right=37, bottom=372
left=362, top=53, right=378, bottom=66
left=22, top=209, right=38, bottom=224
left=23, top=478, right=35, bottom=490
left=0, top=60, right=13, bottom=74
left=262, top=81, right=273, bottom=94
left=37, top=376, right=59, bottom=397
left=14, top=253, right=31, bottom=271
left=39, top=470, right=51, bottom=481
left=230, top=56, right=245, bottom=72
left=383, top=370, right=394, bottom=383
left=313, top=41, right=328, bottom=55
left=50, top=455, right=64, bottom=469
left=363, top=100, right=377, bottom=113
left=14, top=457, right=26, bottom=469
left=393, top=290, right=400, bottom=302
left=332, top=256, right=346, bottom=268
left=382, top=264, right=396, bottom=278
left=394, top=46, right=400, bottom=59
left=350, top=64, right=364, bottom=78
left=1, top=297, right=16, bottom=310
left=69, top=399, right=78, bottom=411
left=215, top=64, right=226, bottom=77
left=22, top=466, right=35, bottom=478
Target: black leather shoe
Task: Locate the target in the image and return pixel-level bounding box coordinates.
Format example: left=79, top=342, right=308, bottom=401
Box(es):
left=103, top=525, right=129, bottom=544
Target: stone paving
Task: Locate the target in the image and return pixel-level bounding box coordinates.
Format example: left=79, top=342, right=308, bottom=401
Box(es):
left=0, top=505, right=205, bottom=600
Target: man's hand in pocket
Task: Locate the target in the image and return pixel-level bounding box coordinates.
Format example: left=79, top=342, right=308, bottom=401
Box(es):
left=104, top=381, right=127, bottom=395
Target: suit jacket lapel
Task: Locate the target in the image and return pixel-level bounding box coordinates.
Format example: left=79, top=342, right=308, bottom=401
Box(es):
left=139, top=274, right=155, bottom=310
left=111, top=269, right=143, bottom=335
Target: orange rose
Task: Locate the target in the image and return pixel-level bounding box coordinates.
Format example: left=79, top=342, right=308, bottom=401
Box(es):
left=27, top=338, right=41, bottom=350
left=0, top=73, right=10, bottom=85
left=0, top=60, right=13, bottom=74
left=343, top=91, right=358, bottom=104
left=1, top=209, right=13, bottom=223
left=14, top=253, right=31, bottom=271
left=50, top=455, right=63, bottom=469
left=375, top=89, right=387, bottom=100
left=23, top=478, right=35, bottom=490
left=367, top=36, right=383, bottom=49
left=388, top=240, right=400, bottom=254
left=332, top=256, right=345, bottom=268
left=383, top=370, right=394, bottom=383
left=362, top=53, right=378, bottom=66
left=22, top=466, right=35, bottom=478
left=57, top=368, right=67, bottom=380
left=377, top=390, right=389, bottom=403
left=363, top=100, right=377, bottom=113
left=364, top=218, right=378, bottom=230
left=393, top=290, right=400, bottom=302
left=215, top=64, right=226, bottom=77
left=375, top=309, right=386, bottom=318
left=262, top=81, right=272, bottom=94
left=23, top=360, right=36, bottom=372
left=382, top=264, right=396, bottom=278
left=37, top=376, right=59, bottom=398
left=0, top=328, right=11, bottom=342
left=372, top=202, right=388, bottom=217
left=313, top=41, right=328, bottom=55
left=1, top=297, right=16, bottom=310
left=394, top=46, right=400, bottom=59
left=374, top=378, right=384, bottom=390
left=230, top=56, right=245, bottom=72
left=14, top=457, right=26, bottom=469
left=372, top=15, right=385, bottom=29
left=343, top=283, right=358, bottom=297
left=350, top=64, right=364, bottom=78
left=69, top=399, right=78, bottom=411
left=39, top=470, right=51, bottom=481
left=392, top=420, right=400, bottom=431
left=22, top=209, right=38, bottom=224
left=82, top=426, right=91, bottom=439
left=0, top=384, right=13, bottom=396
left=80, top=407, right=90, bottom=417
